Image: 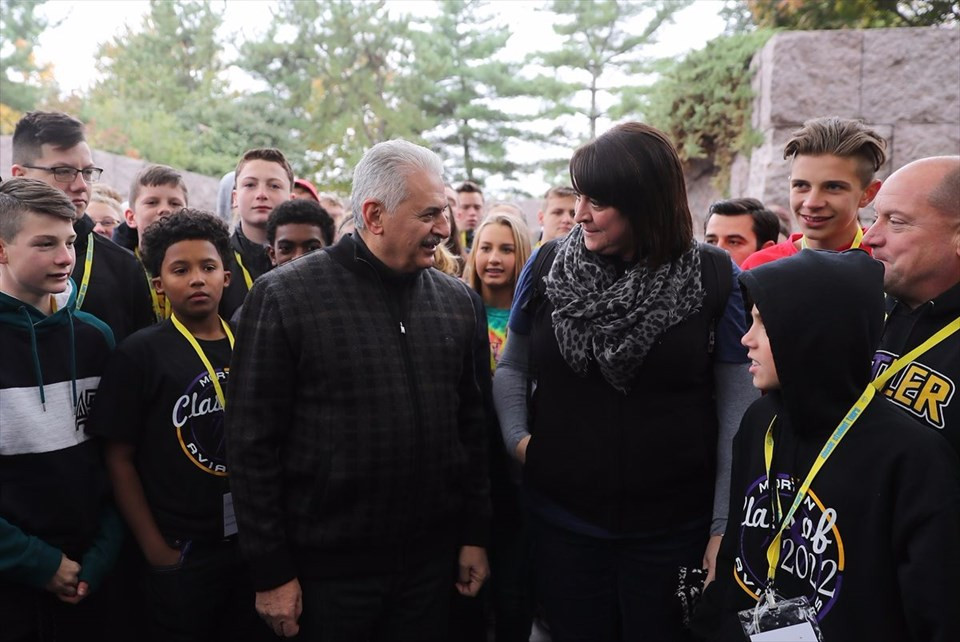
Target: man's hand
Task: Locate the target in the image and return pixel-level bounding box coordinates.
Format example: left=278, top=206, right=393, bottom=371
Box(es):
left=702, top=534, right=723, bottom=587
left=456, top=545, right=489, bottom=597
left=515, top=435, right=531, bottom=464
left=58, top=580, right=90, bottom=605
left=256, top=578, right=302, bottom=637
left=45, top=553, right=80, bottom=598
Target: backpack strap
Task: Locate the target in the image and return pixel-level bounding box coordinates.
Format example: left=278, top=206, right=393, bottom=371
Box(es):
left=521, top=239, right=561, bottom=317
left=698, top=243, right=734, bottom=356
left=521, top=240, right=561, bottom=419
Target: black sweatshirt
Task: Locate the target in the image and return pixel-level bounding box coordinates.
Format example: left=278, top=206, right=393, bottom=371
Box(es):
left=695, top=250, right=960, bottom=642
left=72, top=214, right=154, bottom=342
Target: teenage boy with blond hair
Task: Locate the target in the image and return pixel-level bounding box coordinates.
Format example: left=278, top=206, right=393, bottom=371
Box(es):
left=0, top=178, right=123, bottom=641
left=741, top=116, right=887, bottom=270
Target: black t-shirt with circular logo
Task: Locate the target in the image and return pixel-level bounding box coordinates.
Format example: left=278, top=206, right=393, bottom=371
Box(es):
left=88, top=319, right=233, bottom=542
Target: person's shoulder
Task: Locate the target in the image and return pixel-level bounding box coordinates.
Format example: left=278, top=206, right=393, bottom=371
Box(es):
left=867, top=396, right=956, bottom=451
left=90, top=231, right=138, bottom=264
left=426, top=267, right=478, bottom=304
left=73, top=309, right=116, bottom=349
left=113, top=319, right=171, bottom=355
left=698, top=241, right=729, bottom=263
left=740, top=239, right=798, bottom=271
left=738, top=393, right=780, bottom=438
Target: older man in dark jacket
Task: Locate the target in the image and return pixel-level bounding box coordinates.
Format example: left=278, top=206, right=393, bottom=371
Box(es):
left=226, top=139, right=490, bottom=641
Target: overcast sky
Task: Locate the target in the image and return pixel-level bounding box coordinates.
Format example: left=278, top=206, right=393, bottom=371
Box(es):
left=30, top=0, right=726, bottom=193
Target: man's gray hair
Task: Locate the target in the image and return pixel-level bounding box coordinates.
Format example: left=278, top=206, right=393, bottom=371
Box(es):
left=351, top=139, right=444, bottom=229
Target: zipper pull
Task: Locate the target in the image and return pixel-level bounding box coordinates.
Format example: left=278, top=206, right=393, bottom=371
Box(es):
left=400, top=321, right=406, bottom=334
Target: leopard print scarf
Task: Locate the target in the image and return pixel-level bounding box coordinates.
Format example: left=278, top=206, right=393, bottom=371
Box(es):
left=546, top=225, right=704, bottom=394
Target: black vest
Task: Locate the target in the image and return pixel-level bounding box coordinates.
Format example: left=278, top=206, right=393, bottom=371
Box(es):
left=525, top=243, right=731, bottom=533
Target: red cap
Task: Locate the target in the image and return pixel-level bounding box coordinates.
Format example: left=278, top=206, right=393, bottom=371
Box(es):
left=293, top=178, right=320, bottom=202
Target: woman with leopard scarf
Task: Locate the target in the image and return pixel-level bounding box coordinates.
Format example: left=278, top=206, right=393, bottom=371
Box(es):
left=492, top=122, right=757, bottom=641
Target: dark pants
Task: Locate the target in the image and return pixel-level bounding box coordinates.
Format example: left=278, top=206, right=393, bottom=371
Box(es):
left=0, top=572, right=123, bottom=642
left=489, top=509, right=534, bottom=641
left=530, top=513, right=708, bottom=642
left=298, top=537, right=459, bottom=642
left=447, top=513, right=533, bottom=642
left=142, top=538, right=270, bottom=642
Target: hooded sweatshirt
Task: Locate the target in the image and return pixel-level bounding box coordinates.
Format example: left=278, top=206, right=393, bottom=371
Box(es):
left=73, top=213, right=154, bottom=342
left=219, top=224, right=273, bottom=320
left=694, top=250, right=960, bottom=641
left=0, top=280, right=122, bottom=593
left=871, top=280, right=960, bottom=454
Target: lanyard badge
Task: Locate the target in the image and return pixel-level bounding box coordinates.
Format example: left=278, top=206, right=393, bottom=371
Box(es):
left=738, top=384, right=876, bottom=641
left=739, top=589, right=823, bottom=640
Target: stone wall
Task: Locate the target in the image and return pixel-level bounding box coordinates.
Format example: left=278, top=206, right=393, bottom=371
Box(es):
left=0, top=136, right=222, bottom=211
left=690, top=25, right=960, bottom=234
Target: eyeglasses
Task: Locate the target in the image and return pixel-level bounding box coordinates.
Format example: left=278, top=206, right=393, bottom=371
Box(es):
left=22, top=164, right=104, bottom=184
left=92, top=218, right=119, bottom=228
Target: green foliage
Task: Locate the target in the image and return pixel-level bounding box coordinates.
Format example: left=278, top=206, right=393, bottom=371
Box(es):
left=411, top=0, right=535, bottom=184
left=531, top=0, right=692, bottom=142
left=83, top=0, right=296, bottom=178
left=744, top=0, right=959, bottom=29
left=0, top=0, right=58, bottom=125
left=240, top=0, right=429, bottom=192
left=643, top=29, right=775, bottom=191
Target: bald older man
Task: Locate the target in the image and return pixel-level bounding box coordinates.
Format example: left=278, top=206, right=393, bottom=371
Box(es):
left=864, top=156, right=960, bottom=452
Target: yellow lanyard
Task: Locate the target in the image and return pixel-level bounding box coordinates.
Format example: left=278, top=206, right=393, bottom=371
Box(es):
left=799, top=226, right=863, bottom=251
left=762, top=314, right=960, bottom=586
left=75, top=233, right=94, bottom=310
left=135, top=248, right=171, bottom=322
left=234, top=251, right=254, bottom=290
left=170, top=314, right=235, bottom=410
left=873, top=315, right=960, bottom=391
left=763, top=385, right=875, bottom=584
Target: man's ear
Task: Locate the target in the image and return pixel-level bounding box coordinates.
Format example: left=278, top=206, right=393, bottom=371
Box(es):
left=222, top=270, right=231, bottom=288
left=362, top=199, right=385, bottom=235
left=859, top=179, right=882, bottom=208
left=760, top=240, right=776, bottom=250
left=267, top=245, right=278, bottom=266
left=0, top=238, right=9, bottom=265
left=151, top=276, right=164, bottom=294
left=537, top=210, right=545, bottom=225
left=231, top=190, right=238, bottom=209
left=10, top=165, right=26, bottom=177
left=124, top=208, right=137, bottom=228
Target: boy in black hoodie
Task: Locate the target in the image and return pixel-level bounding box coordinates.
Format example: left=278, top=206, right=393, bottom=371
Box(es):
left=695, top=250, right=960, bottom=641
left=0, top=178, right=123, bottom=641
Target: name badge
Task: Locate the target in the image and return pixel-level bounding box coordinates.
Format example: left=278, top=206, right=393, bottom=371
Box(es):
left=739, top=591, right=823, bottom=642
left=223, top=492, right=238, bottom=537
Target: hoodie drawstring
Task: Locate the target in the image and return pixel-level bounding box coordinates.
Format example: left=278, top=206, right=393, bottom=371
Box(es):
left=67, top=307, right=78, bottom=414
left=20, top=306, right=47, bottom=412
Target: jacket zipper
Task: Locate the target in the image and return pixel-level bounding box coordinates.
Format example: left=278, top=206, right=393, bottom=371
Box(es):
left=357, top=256, right=424, bottom=526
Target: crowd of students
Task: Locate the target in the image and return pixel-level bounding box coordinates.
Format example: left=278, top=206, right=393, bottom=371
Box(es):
left=0, top=108, right=957, bottom=642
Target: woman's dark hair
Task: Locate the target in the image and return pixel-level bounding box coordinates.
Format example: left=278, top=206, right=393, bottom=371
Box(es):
left=141, top=208, right=231, bottom=277
left=570, top=122, right=693, bottom=267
